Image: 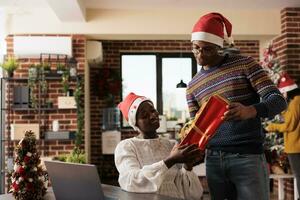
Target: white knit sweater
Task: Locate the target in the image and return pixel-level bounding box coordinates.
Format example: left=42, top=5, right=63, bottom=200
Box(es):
left=114, top=137, right=203, bottom=200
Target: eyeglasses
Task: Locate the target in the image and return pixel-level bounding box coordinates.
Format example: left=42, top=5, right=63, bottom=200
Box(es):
left=192, top=46, right=217, bottom=56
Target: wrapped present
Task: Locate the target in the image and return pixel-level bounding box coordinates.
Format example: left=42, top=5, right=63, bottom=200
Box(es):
left=180, top=95, right=229, bottom=150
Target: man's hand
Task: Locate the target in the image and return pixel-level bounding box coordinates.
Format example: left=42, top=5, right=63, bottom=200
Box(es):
left=222, top=102, right=257, bottom=121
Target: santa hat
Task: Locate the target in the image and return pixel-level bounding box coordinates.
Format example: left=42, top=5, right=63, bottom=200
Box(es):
left=191, top=12, right=233, bottom=47
left=277, top=73, right=298, bottom=93
left=118, top=92, right=151, bottom=130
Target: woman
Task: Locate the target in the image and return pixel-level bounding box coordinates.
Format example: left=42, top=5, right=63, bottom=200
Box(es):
left=266, top=73, right=300, bottom=195
left=115, top=92, right=203, bottom=200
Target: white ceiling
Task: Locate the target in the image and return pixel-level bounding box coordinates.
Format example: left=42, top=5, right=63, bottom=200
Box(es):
left=0, top=0, right=299, bottom=11
left=0, top=0, right=299, bottom=40
left=83, top=0, right=300, bottom=10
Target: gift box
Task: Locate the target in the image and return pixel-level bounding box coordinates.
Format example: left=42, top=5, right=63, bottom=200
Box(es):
left=180, top=95, right=229, bottom=150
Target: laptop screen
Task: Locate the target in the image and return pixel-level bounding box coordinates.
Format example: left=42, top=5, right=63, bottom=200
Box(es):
left=45, top=161, right=106, bottom=200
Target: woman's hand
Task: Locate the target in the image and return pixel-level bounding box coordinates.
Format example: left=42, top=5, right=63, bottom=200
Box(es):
left=265, top=123, right=276, bottom=132
left=164, top=144, right=202, bottom=168
left=184, top=151, right=205, bottom=171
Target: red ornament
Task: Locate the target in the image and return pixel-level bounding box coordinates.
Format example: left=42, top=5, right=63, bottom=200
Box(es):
left=24, top=156, right=30, bottom=164
left=18, top=166, right=26, bottom=176
left=12, top=182, right=19, bottom=191
left=26, top=182, right=34, bottom=191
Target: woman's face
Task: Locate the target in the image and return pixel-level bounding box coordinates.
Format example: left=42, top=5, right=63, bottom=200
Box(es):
left=136, top=101, right=160, bottom=133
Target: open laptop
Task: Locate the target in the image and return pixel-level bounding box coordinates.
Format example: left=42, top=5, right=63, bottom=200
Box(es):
left=45, top=161, right=117, bottom=200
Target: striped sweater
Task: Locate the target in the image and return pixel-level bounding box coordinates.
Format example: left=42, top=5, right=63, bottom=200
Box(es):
left=186, top=54, right=287, bottom=154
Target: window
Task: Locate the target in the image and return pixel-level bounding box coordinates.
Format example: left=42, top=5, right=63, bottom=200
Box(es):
left=162, top=57, right=192, bottom=122
left=121, top=53, right=197, bottom=127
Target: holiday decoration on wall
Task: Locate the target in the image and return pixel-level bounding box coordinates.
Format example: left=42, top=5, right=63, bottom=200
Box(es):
left=96, top=68, right=122, bottom=107
left=8, top=131, right=48, bottom=200
left=260, top=43, right=289, bottom=174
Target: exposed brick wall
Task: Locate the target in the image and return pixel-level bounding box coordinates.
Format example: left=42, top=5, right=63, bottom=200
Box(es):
left=272, top=7, right=300, bottom=200
left=273, top=8, right=300, bottom=84
left=271, top=7, right=300, bottom=200
left=90, top=39, right=259, bottom=184
left=4, top=34, right=86, bottom=159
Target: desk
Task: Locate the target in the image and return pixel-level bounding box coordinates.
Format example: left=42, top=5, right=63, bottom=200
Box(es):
left=0, top=184, right=181, bottom=200
left=269, top=174, right=299, bottom=200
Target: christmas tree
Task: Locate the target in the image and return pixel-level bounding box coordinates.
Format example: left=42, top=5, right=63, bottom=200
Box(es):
left=8, top=130, right=48, bottom=200
left=260, top=43, right=289, bottom=173
left=260, top=43, right=283, bottom=84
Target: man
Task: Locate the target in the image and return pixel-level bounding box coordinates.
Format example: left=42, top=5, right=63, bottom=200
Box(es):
left=186, top=13, right=287, bottom=200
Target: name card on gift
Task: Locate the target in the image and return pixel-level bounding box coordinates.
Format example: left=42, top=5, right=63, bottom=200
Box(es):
left=180, top=95, right=229, bottom=150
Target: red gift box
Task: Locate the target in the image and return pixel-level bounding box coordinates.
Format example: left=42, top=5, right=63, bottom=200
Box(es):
left=180, top=95, right=229, bottom=150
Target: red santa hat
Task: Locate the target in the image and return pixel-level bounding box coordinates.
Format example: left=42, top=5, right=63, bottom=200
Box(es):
left=191, top=12, right=233, bottom=47
left=118, top=92, right=151, bottom=130
left=277, top=73, right=298, bottom=93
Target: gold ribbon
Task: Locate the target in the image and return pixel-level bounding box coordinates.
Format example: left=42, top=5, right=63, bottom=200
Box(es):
left=189, top=115, right=209, bottom=140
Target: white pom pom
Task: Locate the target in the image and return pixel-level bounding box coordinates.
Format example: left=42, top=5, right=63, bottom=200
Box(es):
left=28, top=178, right=33, bottom=182
left=26, top=152, right=32, bottom=157
left=226, top=36, right=234, bottom=46
left=18, top=177, right=23, bottom=182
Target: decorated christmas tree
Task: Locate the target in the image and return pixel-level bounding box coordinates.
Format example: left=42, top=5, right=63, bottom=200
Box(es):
left=260, top=43, right=283, bottom=84
left=8, top=130, right=48, bottom=200
left=260, top=43, right=289, bottom=174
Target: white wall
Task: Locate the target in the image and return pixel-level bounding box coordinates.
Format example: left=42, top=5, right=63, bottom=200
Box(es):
left=4, top=8, right=280, bottom=59
left=0, top=9, right=7, bottom=77
left=7, top=8, right=280, bottom=40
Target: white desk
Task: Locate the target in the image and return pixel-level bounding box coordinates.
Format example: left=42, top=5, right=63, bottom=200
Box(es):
left=269, top=174, right=299, bottom=200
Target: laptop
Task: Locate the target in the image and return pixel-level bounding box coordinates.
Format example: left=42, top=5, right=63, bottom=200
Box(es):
left=45, top=161, right=117, bottom=200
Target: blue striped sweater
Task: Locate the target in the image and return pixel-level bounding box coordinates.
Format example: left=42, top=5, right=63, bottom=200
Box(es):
left=186, top=54, right=287, bottom=153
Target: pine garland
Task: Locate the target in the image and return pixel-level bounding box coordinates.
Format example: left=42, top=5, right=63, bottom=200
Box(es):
left=8, top=131, right=48, bottom=200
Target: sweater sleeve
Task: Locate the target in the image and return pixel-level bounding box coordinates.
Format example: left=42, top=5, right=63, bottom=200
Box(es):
left=178, top=167, right=203, bottom=200
left=186, top=88, right=200, bottom=118
left=114, top=140, right=169, bottom=193
left=266, top=98, right=300, bottom=133
left=244, top=57, right=287, bottom=118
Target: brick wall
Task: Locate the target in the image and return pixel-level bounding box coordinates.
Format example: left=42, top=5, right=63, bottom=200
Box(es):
left=273, top=8, right=300, bottom=84
left=272, top=7, right=300, bottom=200
left=4, top=34, right=86, bottom=159
left=90, top=39, right=259, bottom=184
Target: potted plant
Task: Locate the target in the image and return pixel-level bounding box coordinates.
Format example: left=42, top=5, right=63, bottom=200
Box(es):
left=46, top=99, right=53, bottom=108
left=61, top=70, right=70, bottom=95
left=56, top=63, right=65, bottom=74
left=42, top=63, right=51, bottom=75
left=28, top=65, right=38, bottom=109
left=0, top=56, right=19, bottom=78
left=28, top=64, right=38, bottom=79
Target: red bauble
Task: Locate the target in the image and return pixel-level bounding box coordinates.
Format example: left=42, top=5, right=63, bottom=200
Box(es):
left=12, top=182, right=19, bottom=191
left=26, top=182, right=34, bottom=191
left=18, top=167, right=25, bottom=176
left=24, top=156, right=30, bottom=164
